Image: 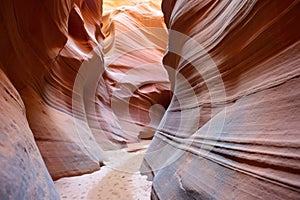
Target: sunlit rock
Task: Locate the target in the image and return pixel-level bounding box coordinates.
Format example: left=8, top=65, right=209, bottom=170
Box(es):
left=101, top=0, right=171, bottom=142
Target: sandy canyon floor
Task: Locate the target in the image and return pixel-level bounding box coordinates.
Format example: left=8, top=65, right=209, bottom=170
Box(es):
left=54, top=141, right=152, bottom=200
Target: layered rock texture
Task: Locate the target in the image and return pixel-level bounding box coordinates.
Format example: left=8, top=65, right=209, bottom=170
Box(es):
left=101, top=0, right=170, bottom=141
left=1, top=0, right=300, bottom=199
left=0, top=0, right=105, bottom=193
left=0, top=0, right=168, bottom=198
left=142, top=0, right=300, bottom=199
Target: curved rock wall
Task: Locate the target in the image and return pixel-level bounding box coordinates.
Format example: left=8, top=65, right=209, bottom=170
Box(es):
left=101, top=0, right=171, bottom=141
left=1, top=0, right=299, bottom=198
left=0, top=0, right=170, bottom=185
left=0, top=0, right=105, bottom=180
left=0, top=68, right=59, bottom=199
left=142, top=0, right=300, bottom=199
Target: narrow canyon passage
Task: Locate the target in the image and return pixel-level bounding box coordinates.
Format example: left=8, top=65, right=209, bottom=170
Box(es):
left=0, top=0, right=299, bottom=200
left=53, top=2, right=170, bottom=198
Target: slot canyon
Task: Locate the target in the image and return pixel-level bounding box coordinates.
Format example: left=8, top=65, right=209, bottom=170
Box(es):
left=0, top=0, right=299, bottom=199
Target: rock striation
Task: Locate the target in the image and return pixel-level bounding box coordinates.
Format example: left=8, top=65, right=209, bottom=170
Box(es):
left=0, top=0, right=105, bottom=181
left=0, top=0, right=169, bottom=196
left=101, top=0, right=171, bottom=142
left=142, top=0, right=300, bottom=199
left=1, top=0, right=300, bottom=199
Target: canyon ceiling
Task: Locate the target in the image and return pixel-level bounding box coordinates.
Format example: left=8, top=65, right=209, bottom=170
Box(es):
left=0, top=0, right=299, bottom=199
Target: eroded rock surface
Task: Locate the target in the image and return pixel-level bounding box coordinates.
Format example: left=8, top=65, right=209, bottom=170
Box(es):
left=101, top=0, right=171, bottom=142
left=1, top=0, right=299, bottom=199
left=142, top=0, right=300, bottom=199
left=0, top=0, right=170, bottom=185
left=0, top=68, right=59, bottom=199
left=0, top=0, right=105, bottom=180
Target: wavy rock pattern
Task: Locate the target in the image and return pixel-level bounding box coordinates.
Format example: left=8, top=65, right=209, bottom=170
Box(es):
left=0, top=0, right=105, bottom=180
left=1, top=0, right=299, bottom=199
left=0, top=68, right=59, bottom=199
left=142, top=0, right=300, bottom=199
left=101, top=0, right=171, bottom=141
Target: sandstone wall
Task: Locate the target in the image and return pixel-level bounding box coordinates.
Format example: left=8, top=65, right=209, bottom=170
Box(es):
left=142, top=0, right=300, bottom=199
left=0, top=0, right=105, bottom=180
left=0, top=0, right=170, bottom=184
left=0, top=68, right=59, bottom=199
left=101, top=0, right=171, bottom=142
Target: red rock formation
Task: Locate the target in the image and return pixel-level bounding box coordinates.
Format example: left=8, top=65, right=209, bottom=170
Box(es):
left=0, top=0, right=105, bottom=180
left=1, top=0, right=299, bottom=198
left=0, top=68, right=59, bottom=199
left=142, top=0, right=300, bottom=199
left=0, top=0, right=170, bottom=189
left=101, top=0, right=171, bottom=142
